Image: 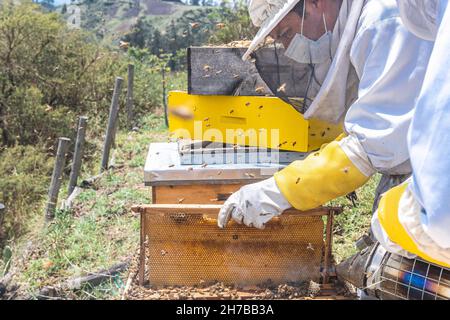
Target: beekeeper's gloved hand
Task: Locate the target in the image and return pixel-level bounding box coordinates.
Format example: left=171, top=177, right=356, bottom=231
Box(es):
left=217, top=177, right=292, bottom=229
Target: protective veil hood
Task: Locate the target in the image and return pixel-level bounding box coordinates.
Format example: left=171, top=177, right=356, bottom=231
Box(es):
left=396, top=0, right=439, bottom=41
left=303, top=0, right=365, bottom=123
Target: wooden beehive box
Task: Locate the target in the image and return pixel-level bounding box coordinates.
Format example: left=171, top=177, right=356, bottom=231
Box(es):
left=141, top=142, right=338, bottom=288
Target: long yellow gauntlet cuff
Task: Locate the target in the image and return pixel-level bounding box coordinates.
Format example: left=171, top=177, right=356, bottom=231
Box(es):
left=274, top=140, right=370, bottom=211
left=378, top=184, right=450, bottom=268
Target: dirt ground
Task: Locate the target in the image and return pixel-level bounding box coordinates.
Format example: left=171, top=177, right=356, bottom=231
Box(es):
left=122, top=252, right=356, bottom=301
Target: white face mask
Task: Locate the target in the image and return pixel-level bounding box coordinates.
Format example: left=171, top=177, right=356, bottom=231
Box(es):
left=284, top=4, right=332, bottom=64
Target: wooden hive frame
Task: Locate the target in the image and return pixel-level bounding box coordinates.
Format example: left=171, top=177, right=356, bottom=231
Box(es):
left=132, top=204, right=341, bottom=288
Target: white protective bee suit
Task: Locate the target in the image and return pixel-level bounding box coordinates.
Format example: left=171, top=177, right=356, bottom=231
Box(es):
left=218, top=0, right=434, bottom=231
left=371, top=0, right=450, bottom=267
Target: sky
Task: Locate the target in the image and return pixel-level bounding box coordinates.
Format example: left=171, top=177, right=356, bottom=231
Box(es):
left=54, top=0, right=72, bottom=5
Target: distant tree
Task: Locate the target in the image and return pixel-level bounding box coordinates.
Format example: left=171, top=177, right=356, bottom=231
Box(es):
left=123, top=17, right=156, bottom=48
left=40, top=0, right=55, bottom=7
left=61, top=3, right=67, bottom=14
left=201, top=0, right=213, bottom=6
left=208, top=0, right=257, bottom=44
left=122, top=5, right=254, bottom=70
left=220, top=0, right=229, bottom=8
left=167, top=20, right=179, bottom=69
left=151, top=29, right=164, bottom=56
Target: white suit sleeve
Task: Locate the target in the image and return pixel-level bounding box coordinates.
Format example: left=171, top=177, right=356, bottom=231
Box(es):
left=407, top=0, right=450, bottom=249
left=344, top=16, right=433, bottom=173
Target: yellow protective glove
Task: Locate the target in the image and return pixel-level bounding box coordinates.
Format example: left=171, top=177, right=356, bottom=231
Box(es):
left=274, top=137, right=370, bottom=211
left=377, top=184, right=450, bottom=268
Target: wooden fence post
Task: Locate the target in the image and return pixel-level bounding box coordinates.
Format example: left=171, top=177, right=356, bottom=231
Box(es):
left=0, top=203, right=5, bottom=231
left=126, top=64, right=134, bottom=130
left=101, top=77, right=123, bottom=172
left=162, top=66, right=168, bottom=128
left=45, top=137, right=70, bottom=222
left=68, top=116, right=88, bottom=196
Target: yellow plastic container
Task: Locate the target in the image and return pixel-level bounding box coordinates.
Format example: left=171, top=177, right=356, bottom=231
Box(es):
left=168, top=91, right=342, bottom=152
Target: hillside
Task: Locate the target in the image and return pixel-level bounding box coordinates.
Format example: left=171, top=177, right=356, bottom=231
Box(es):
left=1, top=110, right=378, bottom=299
left=60, top=0, right=205, bottom=43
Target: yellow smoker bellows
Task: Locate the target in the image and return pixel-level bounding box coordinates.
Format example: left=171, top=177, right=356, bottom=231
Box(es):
left=168, top=91, right=342, bottom=153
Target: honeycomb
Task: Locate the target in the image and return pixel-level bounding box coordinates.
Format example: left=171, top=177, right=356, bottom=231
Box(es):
left=141, top=211, right=325, bottom=287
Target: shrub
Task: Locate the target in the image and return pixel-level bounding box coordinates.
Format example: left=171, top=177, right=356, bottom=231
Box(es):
left=0, top=145, right=53, bottom=240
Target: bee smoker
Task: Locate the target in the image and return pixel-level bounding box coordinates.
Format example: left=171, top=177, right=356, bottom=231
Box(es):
left=336, top=242, right=450, bottom=300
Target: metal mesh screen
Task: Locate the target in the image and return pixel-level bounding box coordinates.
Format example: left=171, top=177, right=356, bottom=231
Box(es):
left=253, top=45, right=321, bottom=114
left=379, top=253, right=450, bottom=300
left=141, top=212, right=325, bottom=287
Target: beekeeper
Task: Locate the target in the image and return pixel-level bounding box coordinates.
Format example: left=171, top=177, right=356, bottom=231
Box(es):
left=218, top=0, right=433, bottom=230
left=372, top=0, right=450, bottom=267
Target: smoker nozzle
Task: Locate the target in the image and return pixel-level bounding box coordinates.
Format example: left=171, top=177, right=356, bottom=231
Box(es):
left=336, top=243, right=378, bottom=289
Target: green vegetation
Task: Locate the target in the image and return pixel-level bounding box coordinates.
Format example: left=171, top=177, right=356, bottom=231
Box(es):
left=329, top=176, right=380, bottom=263
left=0, top=2, right=185, bottom=251
left=69, top=0, right=206, bottom=44
left=14, top=114, right=168, bottom=299
left=122, top=1, right=256, bottom=70
left=0, top=1, right=193, bottom=299
left=0, top=146, right=54, bottom=240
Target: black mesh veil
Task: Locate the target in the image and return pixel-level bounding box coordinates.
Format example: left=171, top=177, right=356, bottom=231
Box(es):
left=251, top=43, right=325, bottom=114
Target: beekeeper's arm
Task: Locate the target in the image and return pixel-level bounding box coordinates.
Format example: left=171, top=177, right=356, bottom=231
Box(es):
left=372, top=0, right=450, bottom=268
left=218, top=14, right=430, bottom=229
left=218, top=134, right=374, bottom=229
